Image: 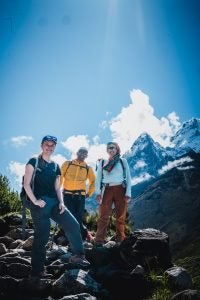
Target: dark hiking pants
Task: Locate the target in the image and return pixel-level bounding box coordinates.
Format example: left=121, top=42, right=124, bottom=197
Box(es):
left=63, top=193, right=87, bottom=240
left=30, top=196, right=84, bottom=275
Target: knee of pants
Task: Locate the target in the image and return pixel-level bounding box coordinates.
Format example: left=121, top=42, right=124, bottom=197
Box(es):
left=60, top=212, right=81, bottom=234
left=116, top=219, right=126, bottom=226
left=98, top=215, right=110, bottom=223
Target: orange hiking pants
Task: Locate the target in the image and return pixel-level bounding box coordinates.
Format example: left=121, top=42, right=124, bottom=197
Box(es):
left=95, top=184, right=127, bottom=244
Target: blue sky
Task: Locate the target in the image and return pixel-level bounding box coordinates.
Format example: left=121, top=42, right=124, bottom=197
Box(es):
left=0, top=0, right=200, bottom=192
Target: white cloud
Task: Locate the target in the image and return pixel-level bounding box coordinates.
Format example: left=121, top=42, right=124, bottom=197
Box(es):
left=109, top=89, right=181, bottom=153
left=92, top=135, right=100, bottom=144
left=52, top=154, right=66, bottom=167
left=61, top=134, right=107, bottom=166
left=61, top=135, right=90, bottom=158
left=168, top=112, right=180, bottom=132
left=158, top=157, right=193, bottom=175
left=131, top=173, right=153, bottom=185
left=11, top=136, right=33, bottom=147
left=99, top=120, right=108, bottom=129
left=86, top=144, right=107, bottom=170
left=9, top=161, right=25, bottom=185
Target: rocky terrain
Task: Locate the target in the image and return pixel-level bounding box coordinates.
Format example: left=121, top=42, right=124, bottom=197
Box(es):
left=0, top=215, right=199, bottom=300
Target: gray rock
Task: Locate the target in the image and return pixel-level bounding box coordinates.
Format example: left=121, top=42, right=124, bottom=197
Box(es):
left=165, top=266, right=193, bottom=290
left=171, top=289, right=200, bottom=300
left=0, top=236, right=14, bottom=247
left=21, top=236, right=33, bottom=250
left=6, top=228, right=23, bottom=240
left=0, top=256, right=31, bottom=266
left=59, top=293, right=97, bottom=299
left=7, top=262, right=31, bottom=278
left=0, top=242, right=7, bottom=255
left=9, top=239, right=23, bottom=249
left=0, top=275, right=20, bottom=291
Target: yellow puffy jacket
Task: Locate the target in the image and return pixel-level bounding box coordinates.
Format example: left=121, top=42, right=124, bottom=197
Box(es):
left=60, top=159, right=95, bottom=197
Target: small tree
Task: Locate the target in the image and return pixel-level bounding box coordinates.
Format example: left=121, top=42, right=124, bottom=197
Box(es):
left=0, top=174, right=21, bottom=215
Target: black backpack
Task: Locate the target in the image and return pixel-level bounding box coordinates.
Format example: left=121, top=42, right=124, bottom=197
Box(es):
left=20, top=157, right=39, bottom=239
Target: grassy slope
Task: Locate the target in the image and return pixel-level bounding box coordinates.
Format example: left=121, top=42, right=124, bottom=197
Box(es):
left=172, top=226, right=200, bottom=289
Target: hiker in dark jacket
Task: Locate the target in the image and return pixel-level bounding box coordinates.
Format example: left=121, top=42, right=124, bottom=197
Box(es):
left=23, top=135, right=90, bottom=278
left=95, top=142, right=132, bottom=246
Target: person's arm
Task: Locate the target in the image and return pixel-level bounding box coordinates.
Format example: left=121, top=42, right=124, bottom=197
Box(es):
left=123, top=158, right=132, bottom=199
left=23, top=163, right=46, bottom=208
left=86, top=167, right=96, bottom=197
left=55, top=175, right=65, bottom=214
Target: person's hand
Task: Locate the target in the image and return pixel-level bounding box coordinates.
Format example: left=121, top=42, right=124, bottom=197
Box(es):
left=59, top=202, right=66, bottom=214
left=34, top=199, right=46, bottom=208
left=96, top=194, right=102, bottom=204
left=125, top=196, right=131, bottom=203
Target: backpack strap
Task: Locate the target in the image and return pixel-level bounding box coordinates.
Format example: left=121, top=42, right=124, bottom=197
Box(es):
left=22, top=156, right=38, bottom=240
left=31, top=157, right=39, bottom=192
left=119, top=158, right=126, bottom=180
left=64, top=161, right=89, bottom=179
left=64, top=161, right=73, bottom=177
left=85, top=164, right=89, bottom=177
left=100, top=159, right=104, bottom=189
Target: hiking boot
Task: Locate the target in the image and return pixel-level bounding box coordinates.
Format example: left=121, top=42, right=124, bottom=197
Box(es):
left=93, top=239, right=104, bottom=247
left=69, top=255, right=90, bottom=267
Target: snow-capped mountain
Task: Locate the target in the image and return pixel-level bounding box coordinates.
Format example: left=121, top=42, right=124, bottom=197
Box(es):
left=169, top=118, right=200, bottom=157
left=123, top=133, right=173, bottom=178
left=123, top=118, right=200, bottom=183
left=86, top=118, right=200, bottom=212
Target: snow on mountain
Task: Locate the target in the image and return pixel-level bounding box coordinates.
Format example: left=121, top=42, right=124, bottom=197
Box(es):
left=170, top=118, right=200, bottom=156
left=123, top=118, right=200, bottom=185
left=123, top=133, right=173, bottom=178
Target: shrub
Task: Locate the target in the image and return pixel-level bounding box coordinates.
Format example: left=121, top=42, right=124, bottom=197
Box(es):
left=0, top=174, right=21, bottom=215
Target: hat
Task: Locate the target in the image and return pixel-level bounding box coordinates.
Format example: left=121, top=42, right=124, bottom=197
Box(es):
left=77, top=147, right=88, bottom=153
left=41, top=135, right=57, bottom=144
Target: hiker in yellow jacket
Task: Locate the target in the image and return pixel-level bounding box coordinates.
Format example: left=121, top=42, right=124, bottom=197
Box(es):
left=60, top=147, right=95, bottom=240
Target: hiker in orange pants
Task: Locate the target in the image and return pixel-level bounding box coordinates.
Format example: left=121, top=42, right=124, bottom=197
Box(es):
left=95, top=142, right=132, bottom=245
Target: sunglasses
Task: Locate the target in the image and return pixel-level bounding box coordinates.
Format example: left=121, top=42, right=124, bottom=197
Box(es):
left=79, top=151, right=88, bottom=155
left=107, top=146, right=116, bottom=150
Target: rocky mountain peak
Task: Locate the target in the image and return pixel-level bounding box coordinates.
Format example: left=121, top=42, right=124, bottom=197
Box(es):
left=170, top=118, right=200, bottom=155
left=124, top=132, right=172, bottom=178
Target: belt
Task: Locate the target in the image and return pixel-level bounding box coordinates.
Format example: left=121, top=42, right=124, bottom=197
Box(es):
left=63, top=189, right=86, bottom=195
left=103, top=182, right=122, bottom=187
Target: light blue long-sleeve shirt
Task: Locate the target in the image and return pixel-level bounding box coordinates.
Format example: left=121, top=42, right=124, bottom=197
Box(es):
left=95, top=158, right=132, bottom=198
